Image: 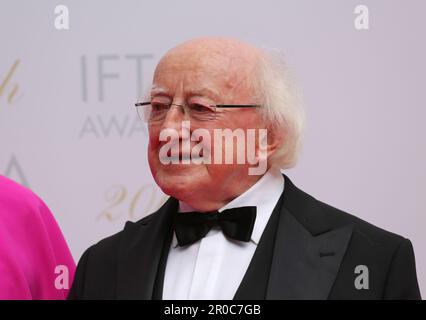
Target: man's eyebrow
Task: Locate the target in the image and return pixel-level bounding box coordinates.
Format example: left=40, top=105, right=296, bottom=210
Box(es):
left=150, top=85, right=169, bottom=96
left=150, top=86, right=221, bottom=101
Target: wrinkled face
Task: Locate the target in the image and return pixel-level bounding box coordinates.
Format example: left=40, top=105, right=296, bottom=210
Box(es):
left=147, top=40, right=268, bottom=210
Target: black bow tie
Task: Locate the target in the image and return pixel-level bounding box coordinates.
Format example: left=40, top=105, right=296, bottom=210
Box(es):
left=173, top=206, right=257, bottom=247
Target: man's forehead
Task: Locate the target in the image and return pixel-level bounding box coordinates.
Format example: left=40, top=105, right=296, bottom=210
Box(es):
left=151, top=38, right=262, bottom=100
left=155, top=51, right=230, bottom=77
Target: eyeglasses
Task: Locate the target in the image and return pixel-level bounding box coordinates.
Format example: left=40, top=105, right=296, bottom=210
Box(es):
left=134, top=101, right=261, bottom=123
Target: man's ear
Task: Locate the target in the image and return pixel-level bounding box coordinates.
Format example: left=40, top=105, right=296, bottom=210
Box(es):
left=265, top=125, right=284, bottom=159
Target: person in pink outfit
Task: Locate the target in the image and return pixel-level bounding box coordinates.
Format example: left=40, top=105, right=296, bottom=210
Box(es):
left=0, top=176, right=75, bottom=299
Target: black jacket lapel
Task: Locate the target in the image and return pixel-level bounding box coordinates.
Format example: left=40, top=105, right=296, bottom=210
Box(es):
left=267, top=208, right=352, bottom=299
left=266, top=175, right=353, bottom=299
left=116, top=197, right=177, bottom=299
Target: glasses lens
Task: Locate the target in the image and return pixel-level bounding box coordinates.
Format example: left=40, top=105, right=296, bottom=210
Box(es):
left=149, top=101, right=170, bottom=120
left=188, top=103, right=217, bottom=122
left=138, top=101, right=219, bottom=123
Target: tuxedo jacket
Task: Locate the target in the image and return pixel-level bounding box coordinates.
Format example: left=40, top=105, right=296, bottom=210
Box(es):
left=68, top=175, right=421, bottom=300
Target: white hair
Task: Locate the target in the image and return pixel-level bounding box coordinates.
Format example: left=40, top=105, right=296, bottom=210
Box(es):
left=254, top=50, right=305, bottom=169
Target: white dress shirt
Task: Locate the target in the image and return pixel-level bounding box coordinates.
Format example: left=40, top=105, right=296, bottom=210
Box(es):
left=162, top=167, right=285, bottom=300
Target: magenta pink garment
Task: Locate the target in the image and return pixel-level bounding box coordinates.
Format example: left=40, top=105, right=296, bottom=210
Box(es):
left=0, top=176, right=75, bottom=299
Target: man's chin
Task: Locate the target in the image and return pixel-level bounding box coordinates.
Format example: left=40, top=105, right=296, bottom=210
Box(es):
left=153, top=168, right=204, bottom=198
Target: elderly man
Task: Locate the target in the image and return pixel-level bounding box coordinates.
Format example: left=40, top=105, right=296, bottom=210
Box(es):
left=69, top=37, right=420, bottom=300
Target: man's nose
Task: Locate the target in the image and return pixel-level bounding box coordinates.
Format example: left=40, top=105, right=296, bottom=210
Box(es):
left=159, top=104, right=186, bottom=133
